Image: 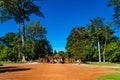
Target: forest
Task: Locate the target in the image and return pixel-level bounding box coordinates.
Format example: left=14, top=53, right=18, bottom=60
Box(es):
left=0, top=0, right=120, bottom=63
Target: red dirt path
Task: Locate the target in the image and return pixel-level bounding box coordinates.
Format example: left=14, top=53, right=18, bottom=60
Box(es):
left=0, top=64, right=117, bottom=80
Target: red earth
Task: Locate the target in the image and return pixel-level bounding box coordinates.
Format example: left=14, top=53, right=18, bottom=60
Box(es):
left=0, top=63, right=118, bottom=80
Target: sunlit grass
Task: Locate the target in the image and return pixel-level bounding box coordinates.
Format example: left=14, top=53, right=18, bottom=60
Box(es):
left=108, top=68, right=120, bottom=71
left=94, top=73, right=120, bottom=80
left=86, top=62, right=120, bottom=66
left=0, top=61, right=24, bottom=65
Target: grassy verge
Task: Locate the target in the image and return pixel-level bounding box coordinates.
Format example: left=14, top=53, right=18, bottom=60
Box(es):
left=86, top=62, right=120, bottom=66
left=108, top=68, right=120, bottom=71
left=94, top=73, right=120, bottom=80
left=0, top=61, right=24, bottom=65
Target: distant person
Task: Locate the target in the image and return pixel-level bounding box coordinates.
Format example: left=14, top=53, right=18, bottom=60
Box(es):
left=50, top=59, right=53, bottom=64
left=54, top=59, right=57, bottom=63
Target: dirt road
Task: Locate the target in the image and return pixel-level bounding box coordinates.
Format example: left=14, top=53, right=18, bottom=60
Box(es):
left=0, top=64, right=116, bottom=80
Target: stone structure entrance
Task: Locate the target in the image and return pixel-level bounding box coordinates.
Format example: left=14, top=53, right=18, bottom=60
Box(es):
left=38, top=54, right=75, bottom=64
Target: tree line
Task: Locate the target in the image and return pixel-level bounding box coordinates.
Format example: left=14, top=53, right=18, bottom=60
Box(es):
left=0, top=20, right=53, bottom=62
left=0, top=0, right=53, bottom=62
left=1, top=0, right=120, bottom=63
left=65, top=0, right=120, bottom=63
left=66, top=17, right=120, bottom=63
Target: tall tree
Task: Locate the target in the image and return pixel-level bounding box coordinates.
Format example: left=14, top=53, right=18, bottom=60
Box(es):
left=88, top=17, right=104, bottom=62
left=25, top=20, right=52, bottom=60
left=66, top=26, right=90, bottom=62
left=0, top=0, right=12, bottom=23
left=107, top=0, right=120, bottom=30
left=0, top=0, right=44, bottom=61
left=101, top=24, right=113, bottom=62
left=108, top=0, right=120, bottom=20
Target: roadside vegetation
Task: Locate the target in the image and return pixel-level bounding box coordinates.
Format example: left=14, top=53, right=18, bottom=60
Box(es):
left=0, top=0, right=120, bottom=68
left=0, top=0, right=52, bottom=64
left=65, top=0, right=120, bottom=63
left=94, top=73, right=120, bottom=80
left=0, top=20, right=53, bottom=63
left=86, top=62, right=120, bottom=66
left=108, top=68, right=120, bottom=71
left=0, top=61, right=24, bottom=65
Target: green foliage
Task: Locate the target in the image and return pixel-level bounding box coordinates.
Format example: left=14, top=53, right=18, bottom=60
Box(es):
left=108, top=68, right=120, bottom=71
left=66, top=17, right=118, bottom=63
left=107, top=0, right=120, bottom=26
left=106, top=42, right=120, bottom=62
left=0, top=0, right=45, bottom=62
left=0, top=62, right=3, bottom=66
left=26, top=20, right=47, bottom=41
left=0, top=46, right=9, bottom=61
left=0, top=0, right=12, bottom=23
left=33, top=40, right=53, bottom=59
left=66, top=26, right=90, bottom=62
left=53, top=50, right=57, bottom=56
left=0, top=0, right=44, bottom=23
left=0, top=33, right=22, bottom=61
left=25, top=20, right=53, bottom=60
left=0, top=20, right=53, bottom=62
left=94, top=73, right=120, bottom=80
left=58, top=51, right=67, bottom=58
left=86, top=62, right=118, bottom=66
left=1, top=61, right=24, bottom=64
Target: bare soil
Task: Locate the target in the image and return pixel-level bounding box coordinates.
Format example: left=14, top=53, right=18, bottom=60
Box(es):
left=0, top=63, right=117, bottom=80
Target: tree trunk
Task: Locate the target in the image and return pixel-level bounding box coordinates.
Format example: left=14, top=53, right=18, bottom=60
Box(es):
left=18, top=22, right=20, bottom=38
left=18, top=22, right=21, bottom=60
left=98, top=40, right=101, bottom=62
left=103, top=32, right=107, bottom=62
left=21, top=21, right=26, bottom=62
left=22, top=55, right=26, bottom=62
left=22, top=21, right=25, bottom=47
left=103, top=41, right=106, bottom=62
left=103, top=48, right=106, bottom=62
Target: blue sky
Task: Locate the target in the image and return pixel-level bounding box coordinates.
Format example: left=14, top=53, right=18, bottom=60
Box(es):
left=0, top=0, right=115, bottom=51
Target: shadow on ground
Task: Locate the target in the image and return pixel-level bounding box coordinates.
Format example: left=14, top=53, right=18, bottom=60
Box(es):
left=0, top=66, right=31, bottom=73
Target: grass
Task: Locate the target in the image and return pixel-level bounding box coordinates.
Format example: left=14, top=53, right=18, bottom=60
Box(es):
left=94, top=73, right=120, bottom=80
left=0, top=61, right=24, bottom=65
left=108, top=68, right=120, bottom=71
left=87, top=62, right=120, bottom=80
left=86, top=62, right=120, bottom=66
